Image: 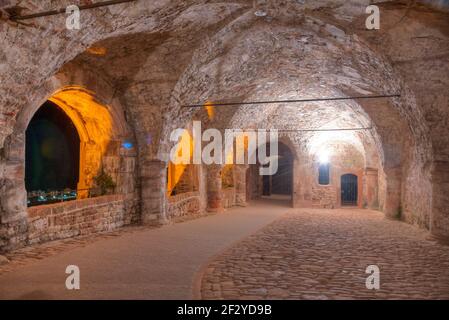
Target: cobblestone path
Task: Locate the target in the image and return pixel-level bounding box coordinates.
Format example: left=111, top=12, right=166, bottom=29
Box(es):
left=201, top=209, right=449, bottom=300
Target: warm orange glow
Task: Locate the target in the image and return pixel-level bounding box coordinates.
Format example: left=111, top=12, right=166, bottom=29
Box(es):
left=86, top=46, right=107, bottom=56
left=49, top=87, right=113, bottom=146
left=167, top=130, right=194, bottom=195
left=204, top=101, right=215, bottom=120
left=222, top=164, right=234, bottom=188
left=48, top=86, right=114, bottom=196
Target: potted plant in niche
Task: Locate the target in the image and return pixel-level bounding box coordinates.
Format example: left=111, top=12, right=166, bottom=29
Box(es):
left=93, top=168, right=116, bottom=196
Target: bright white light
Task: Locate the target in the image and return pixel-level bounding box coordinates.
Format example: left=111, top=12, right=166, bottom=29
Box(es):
left=318, top=151, right=329, bottom=164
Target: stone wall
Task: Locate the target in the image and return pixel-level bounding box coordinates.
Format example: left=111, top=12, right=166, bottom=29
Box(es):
left=312, top=185, right=337, bottom=209
left=166, top=192, right=202, bottom=221
left=305, top=143, right=368, bottom=209
left=222, top=188, right=236, bottom=209
left=26, top=195, right=137, bottom=245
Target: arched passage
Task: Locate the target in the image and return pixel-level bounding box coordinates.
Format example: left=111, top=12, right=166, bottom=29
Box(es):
left=1, top=1, right=448, bottom=253
left=244, top=140, right=296, bottom=207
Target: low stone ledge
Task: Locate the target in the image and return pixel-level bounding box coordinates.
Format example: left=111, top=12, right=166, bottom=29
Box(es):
left=27, top=194, right=125, bottom=219
left=168, top=191, right=200, bottom=203
left=26, top=194, right=128, bottom=245
left=167, top=192, right=201, bottom=220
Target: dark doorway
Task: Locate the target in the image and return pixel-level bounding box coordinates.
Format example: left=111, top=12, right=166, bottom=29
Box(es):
left=341, top=174, right=358, bottom=206
left=25, top=101, right=80, bottom=193
left=271, top=144, right=293, bottom=195
left=262, top=175, right=270, bottom=196
left=260, top=142, right=293, bottom=197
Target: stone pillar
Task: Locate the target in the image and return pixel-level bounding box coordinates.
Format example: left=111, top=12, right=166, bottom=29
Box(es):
left=1, top=134, right=29, bottom=252
left=140, top=159, right=168, bottom=225
left=383, top=167, right=402, bottom=219
left=0, top=162, right=29, bottom=252
left=430, top=160, right=449, bottom=241
left=365, top=168, right=379, bottom=209
left=207, top=165, right=223, bottom=212
left=292, top=160, right=301, bottom=208
left=234, top=165, right=248, bottom=207
left=293, top=159, right=312, bottom=208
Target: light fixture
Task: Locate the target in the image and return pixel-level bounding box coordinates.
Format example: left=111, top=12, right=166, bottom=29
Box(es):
left=318, top=150, right=330, bottom=164
left=254, top=10, right=267, bottom=17
left=122, top=141, right=133, bottom=149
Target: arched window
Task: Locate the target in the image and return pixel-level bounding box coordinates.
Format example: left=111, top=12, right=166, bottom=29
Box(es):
left=26, top=101, right=80, bottom=206
left=318, top=163, right=330, bottom=185
left=25, top=88, right=122, bottom=206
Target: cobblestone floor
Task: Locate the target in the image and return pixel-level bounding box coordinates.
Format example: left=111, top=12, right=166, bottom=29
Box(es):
left=201, top=209, right=449, bottom=300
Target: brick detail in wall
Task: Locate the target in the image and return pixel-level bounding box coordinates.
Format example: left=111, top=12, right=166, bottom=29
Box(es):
left=26, top=195, right=136, bottom=245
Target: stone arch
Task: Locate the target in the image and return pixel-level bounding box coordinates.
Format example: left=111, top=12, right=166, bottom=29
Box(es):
left=25, top=100, right=81, bottom=198
left=244, top=137, right=297, bottom=207
left=0, top=68, right=138, bottom=251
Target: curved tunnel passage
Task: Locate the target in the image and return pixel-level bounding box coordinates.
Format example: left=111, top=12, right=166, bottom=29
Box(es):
left=0, top=3, right=448, bottom=298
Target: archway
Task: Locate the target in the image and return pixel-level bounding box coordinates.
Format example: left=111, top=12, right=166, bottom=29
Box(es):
left=25, top=101, right=80, bottom=206
left=0, top=79, right=138, bottom=251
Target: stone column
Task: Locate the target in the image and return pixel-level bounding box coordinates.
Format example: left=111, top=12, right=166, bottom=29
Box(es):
left=383, top=167, right=402, bottom=219
left=234, top=165, right=248, bottom=207
left=207, top=165, right=223, bottom=212
left=0, top=133, right=28, bottom=252
left=140, top=159, right=168, bottom=225
left=364, top=168, right=379, bottom=209
left=430, top=160, right=449, bottom=241
left=293, top=159, right=312, bottom=208
left=0, top=162, right=29, bottom=252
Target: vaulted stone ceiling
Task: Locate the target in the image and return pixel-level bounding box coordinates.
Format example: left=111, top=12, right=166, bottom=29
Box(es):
left=65, top=1, right=414, bottom=168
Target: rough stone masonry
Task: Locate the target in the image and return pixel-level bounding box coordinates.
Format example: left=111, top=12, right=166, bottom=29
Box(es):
left=0, top=0, right=448, bottom=253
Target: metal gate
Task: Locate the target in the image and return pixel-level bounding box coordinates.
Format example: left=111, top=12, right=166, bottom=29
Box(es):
left=341, top=174, right=358, bottom=206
